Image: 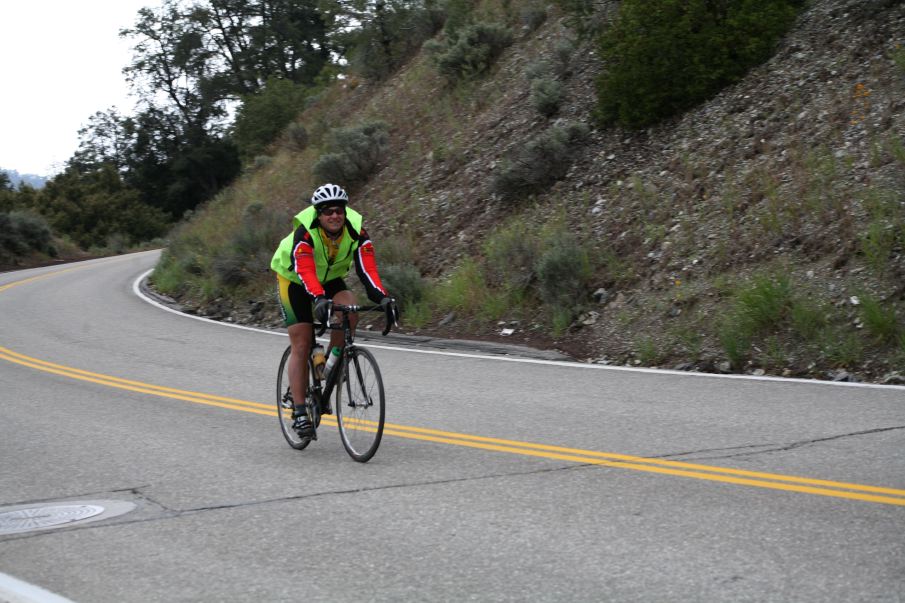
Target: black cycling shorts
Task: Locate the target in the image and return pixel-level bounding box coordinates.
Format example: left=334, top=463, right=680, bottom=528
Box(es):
left=277, top=275, right=348, bottom=326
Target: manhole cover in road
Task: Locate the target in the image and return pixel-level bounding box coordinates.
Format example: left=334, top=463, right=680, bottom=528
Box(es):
left=0, top=505, right=105, bottom=535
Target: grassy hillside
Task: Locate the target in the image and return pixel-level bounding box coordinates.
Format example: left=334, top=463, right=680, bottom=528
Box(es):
left=152, top=0, right=905, bottom=384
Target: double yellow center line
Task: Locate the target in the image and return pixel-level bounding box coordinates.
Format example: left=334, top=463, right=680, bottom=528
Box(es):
left=0, top=265, right=86, bottom=293
left=2, top=344, right=905, bottom=507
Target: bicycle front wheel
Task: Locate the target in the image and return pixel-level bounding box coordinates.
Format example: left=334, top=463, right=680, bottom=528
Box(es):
left=335, top=346, right=385, bottom=462
left=277, top=345, right=311, bottom=450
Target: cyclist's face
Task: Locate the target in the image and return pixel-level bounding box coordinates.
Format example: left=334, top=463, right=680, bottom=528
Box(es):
left=318, top=205, right=345, bottom=234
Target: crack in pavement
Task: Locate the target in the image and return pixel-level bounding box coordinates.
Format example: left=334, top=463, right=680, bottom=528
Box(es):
left=652, top=425, right=905, bottom=462
left=0, top=485, right=153, bottom=509
left=6, top=425, right=904, bottom=542
left=0, top=463, right=594, bottom=541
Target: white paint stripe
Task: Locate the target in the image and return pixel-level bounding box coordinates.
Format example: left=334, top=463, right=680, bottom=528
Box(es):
left=132, top=270, right=905, bottom=392
left=0, top=573, right=76, bottom=603
left=356, top=242, right=386, bottom=295
left=133, top=269, right=285, bottom=337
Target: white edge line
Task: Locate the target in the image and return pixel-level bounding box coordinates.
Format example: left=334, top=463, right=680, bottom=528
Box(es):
left=132, top=269, right=285, bottom=337
left=133, top=269, right=905, bottom=392
left=0, top=572, right=76, bottom=603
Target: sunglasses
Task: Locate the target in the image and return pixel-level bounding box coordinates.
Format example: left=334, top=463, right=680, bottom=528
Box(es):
left=318, top=207, right=345, bottom=217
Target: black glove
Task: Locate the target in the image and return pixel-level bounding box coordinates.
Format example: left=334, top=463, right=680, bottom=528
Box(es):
left=380, top=296, right=399, bottom=325
left=313, top=296, right=331, bottom=326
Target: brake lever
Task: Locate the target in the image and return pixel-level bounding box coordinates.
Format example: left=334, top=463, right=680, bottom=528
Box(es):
left=314, top=300, right=333, bottom=337
left=381, top=302, right=398, bottom=336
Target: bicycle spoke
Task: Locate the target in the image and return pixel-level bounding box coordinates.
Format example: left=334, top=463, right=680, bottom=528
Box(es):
left=336, top=347, right=385, bottom=462
left=278, top=304, right=391, bottom=459
left=276, top=345, right=312, bottom=450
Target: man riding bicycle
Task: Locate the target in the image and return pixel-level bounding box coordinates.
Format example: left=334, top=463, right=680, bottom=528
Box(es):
left=271, top=183, right=396, bottom=436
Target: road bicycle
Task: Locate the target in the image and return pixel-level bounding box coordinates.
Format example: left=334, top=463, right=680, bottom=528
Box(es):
left=277, top=302, right=395, bottom=462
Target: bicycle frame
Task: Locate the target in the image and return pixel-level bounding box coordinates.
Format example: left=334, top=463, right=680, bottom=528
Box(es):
left=278, top=301, right=393, bottom=460
left=310, top=304, right=378, bottom=406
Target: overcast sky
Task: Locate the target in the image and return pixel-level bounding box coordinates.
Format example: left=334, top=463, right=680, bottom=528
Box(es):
left=0, top=1, right=153, bottom=176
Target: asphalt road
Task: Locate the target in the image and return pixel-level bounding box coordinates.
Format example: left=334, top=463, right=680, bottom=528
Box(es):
left=1, top=251, right=904, bottom=602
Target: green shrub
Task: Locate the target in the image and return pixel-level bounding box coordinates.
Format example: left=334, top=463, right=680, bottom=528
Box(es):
left=36, top=165, right=169, bottom=248
left=149, top=254, right=181, bottom=294
left=758, top=335, right=790, bottom=370
left=671, top=325, right=703, bottom=361
left=790, top=299, right=829, bottom=340
left=477, top=288, right=511, bottom=321
left=211, top=254, right=249, bottom=288
left=635, top=336, right=665, bottom=366
left=859, top=188, right=904, bottom=275
left=527, top=41, right=576, bottom=83
left=0, top=210, right=55, bottom=260
left=151, top=235, right=209, bottom=297
left=891, top=43, right=905, bottom=74
left=860, top=221, right=895, bottom=274
left=349, top=2, right=444, bottom=80
left=102, top=233, right=131, bottom=255
left=422, top=38, right=446, bottom=56
left=284, top=123, right=309, bottom=151
left=381, top=263, right=426, bottom=311
left=551, top=39, right=576, bottom=78
left=535, top=238, right=592, bottom=336
left=435, top=258, right=486, bottom=312
left=520, top=3, right=548, bottom=31
left=717, top=273, right=795, bottom=367
left=212, top=203, right=286, bottom=288
left=483, top=219, right=541, bottom=291
left=11, top=211, right=53, bottom=253
left=313, top=121, right=389, bottom=186
left=550, top=307, right=573, bottom=335
left=819, top=329, right=864, bottom=368
left=718, top=320, right=752, bottom=369
left=735, top=274, right=793, bottom=333
left=440, top=0, right=476, bottom=41
left=859, top=294, right=901, bottom=344
left=553, top=0, right=608, bottom=37
left=525, top=59, right=551, bottom=81
left=433, top=22, right=514, bottom=82
left=493, top=121, right=589, bottom=200
left=233, top=77, right=310, bottom=162
left=534, top=235, right=592, bottom=312
left=531, top=77, right=563, bottom=117
left=403, top=299, right=433, bottom=328
left=378, top=234, right=417, bottom=267
left=596, top=0, right=804, bottom=128
left=311, top=154, right=352, bottom=185
left=600, top=249, right=636, bottom=286
left=887, top=135, right=905, bottom=166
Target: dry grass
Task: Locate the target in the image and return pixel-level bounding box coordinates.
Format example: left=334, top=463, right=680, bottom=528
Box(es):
left=153, top=0, right=905, bottom=382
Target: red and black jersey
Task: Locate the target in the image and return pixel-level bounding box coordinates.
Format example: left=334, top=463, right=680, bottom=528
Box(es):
left=289, top=221, right=387, bottom=304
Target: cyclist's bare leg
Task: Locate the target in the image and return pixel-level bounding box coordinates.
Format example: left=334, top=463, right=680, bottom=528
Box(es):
left=329, top=290, right=358, bottom=350
left=287, top=322, right=313, bottom=413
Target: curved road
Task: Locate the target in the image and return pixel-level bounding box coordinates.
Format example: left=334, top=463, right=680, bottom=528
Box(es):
left=1, top=251, right=904, bottom=602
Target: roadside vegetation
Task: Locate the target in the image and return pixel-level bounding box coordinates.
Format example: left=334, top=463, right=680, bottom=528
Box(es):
left=593, top=0, right=806, bottom=128
left=147, top=0, right=905, bottom=383
left=6, top=0, right=902, bottom=383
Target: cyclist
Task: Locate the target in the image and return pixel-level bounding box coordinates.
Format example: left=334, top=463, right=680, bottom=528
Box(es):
left=271, top=183, right=396, bottom=436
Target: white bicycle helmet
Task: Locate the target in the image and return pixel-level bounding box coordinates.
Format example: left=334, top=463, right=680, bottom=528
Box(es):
left=310, top=183, right=349, bottom=207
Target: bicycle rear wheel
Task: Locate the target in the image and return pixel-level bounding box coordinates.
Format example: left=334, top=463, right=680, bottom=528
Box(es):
left=277, top=345, right=311, bottom=450
left=335, top=346, right=385, bottom=462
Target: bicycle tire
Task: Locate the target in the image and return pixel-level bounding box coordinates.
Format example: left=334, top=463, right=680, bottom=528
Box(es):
left=335, top=346, right=385, bottom=462
left=276, top=345, right=312, bottom=450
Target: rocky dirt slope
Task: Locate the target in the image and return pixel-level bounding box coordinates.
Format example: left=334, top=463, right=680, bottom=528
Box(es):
left=181, top=0, right=905, bottom=384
